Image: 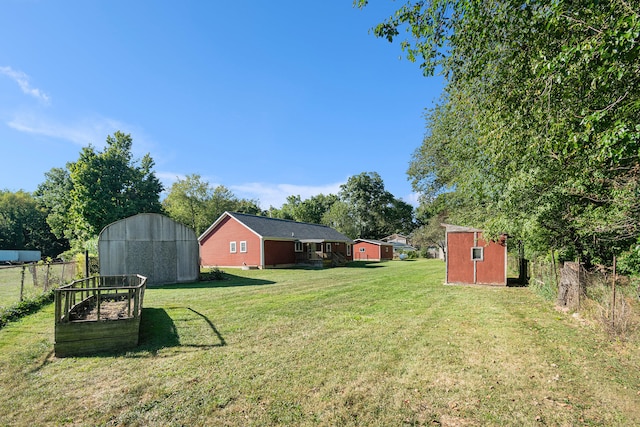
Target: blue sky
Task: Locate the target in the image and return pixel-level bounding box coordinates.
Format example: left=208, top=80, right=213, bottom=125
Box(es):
left=0, top=1, right=444, bottom=209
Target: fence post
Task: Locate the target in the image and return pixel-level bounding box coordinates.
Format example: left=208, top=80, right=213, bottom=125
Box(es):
left=612, top=256, right=617, bottom=329
left=29, top=264, right=38, bottom=288
left=45, top=263, right=50, bottom=291
left=84, top=250, right=89, bottom=279
left=20, top=265, right=26, bottom=302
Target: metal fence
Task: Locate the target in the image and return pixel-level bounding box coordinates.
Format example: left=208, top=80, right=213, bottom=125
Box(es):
left=0, top=262, right=78, bottom=309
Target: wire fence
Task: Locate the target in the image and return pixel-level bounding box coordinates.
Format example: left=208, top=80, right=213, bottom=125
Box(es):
left=0, top=262, right=78, bottom=310
left=529, top=258, right=639, bottom=337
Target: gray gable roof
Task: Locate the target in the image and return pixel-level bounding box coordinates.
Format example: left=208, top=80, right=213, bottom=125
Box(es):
left=354, top=238, right=392, bottom=246
left=200, top=211, right=353, bottom=243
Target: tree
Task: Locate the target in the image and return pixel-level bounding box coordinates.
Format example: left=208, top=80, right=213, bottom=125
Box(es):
left=322, top=200, right=360, bottom=239
left=272, top=195, right=301, bottom=220
left=272, top=194, right=339, bottom=224
left=36, top=132, right=163, bottom=246
left=33, top=167, right=73, bottom=240
left=0, top=190, right=68, bottom=257
left=338, top=172, right=396, bottom=239
left=411, top=210, right=447, bottom=256
left=163, top=175, right=263, bottom=235
left=297, top=193, right=339, bottom=224
left=362, top=0, right=640, bottom=265
left=384, top=197, right=417, bottom=236
left=162, top=174, right=213, bottom=236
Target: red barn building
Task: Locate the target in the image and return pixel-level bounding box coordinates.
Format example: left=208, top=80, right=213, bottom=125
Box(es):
left=199, top=212, right=353, bottom=269
left=442, top=224, right=507, bottom=285
left=353, top=239, right=394, bottom=261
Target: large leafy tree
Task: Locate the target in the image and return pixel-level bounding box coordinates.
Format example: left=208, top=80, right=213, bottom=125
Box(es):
left=337, top=172, right=415, bottom=239
left=162, top=174, right=213, bottom=236
left=0, top=190, right=68, bottom=257
left=163, top=175, right=244, bottom=236
left=361, top=0, right=640, bottom=265
left=271, top=194, right=339, bottom=224
left=36, top=131, right=163, bottom=245
left=163, top=174, right=262, bottom=235
left=33, top=167, right=73, bottom=240
left=297, top=193, right=339, bottom=224
left=321, top=200, right=360, bottom=239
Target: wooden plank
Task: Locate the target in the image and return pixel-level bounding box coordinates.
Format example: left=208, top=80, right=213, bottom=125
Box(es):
left=54, top=318, right=141, bottom=357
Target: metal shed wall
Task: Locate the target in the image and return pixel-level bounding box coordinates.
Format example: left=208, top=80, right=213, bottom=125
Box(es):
left=98, top=213, right=199, bottom=285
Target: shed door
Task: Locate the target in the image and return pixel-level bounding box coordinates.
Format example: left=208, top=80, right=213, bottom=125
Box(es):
left=446, top=232, right=475, bottom=284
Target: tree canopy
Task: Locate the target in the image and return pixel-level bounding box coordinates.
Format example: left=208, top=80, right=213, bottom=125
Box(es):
left=162, top=174, right=261, bottom=236
left=360, top=0, right=640, bottom=266
left=35, top=132, right=164, bottom=251
left=0, top=190, right=68, bottom=257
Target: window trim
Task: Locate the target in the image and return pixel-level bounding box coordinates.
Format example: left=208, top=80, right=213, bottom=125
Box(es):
left=240, top=241, right=247, bottom=253
left=471, top=246, right=484, bottom=261
left=326, top=242, right=332, bottom=253
left=230, top=241, right=237, bottom=253
left=294, top=241, right=303, bottom=252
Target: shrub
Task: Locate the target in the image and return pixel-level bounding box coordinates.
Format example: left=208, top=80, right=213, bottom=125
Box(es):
left=617, top=243, right=640, bottom=276
left=0, top=290, right=54, bottom=329
left=199, top=267, right=225, bottom=281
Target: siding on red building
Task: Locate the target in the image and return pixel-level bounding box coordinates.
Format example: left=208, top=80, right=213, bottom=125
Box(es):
left=353, top=239, right=394, bottom=261
left=199, top=212, right=353, bottom=269
left=443, top=224, right=507, bottom=285
left=199, top=215, right=261, bottom=267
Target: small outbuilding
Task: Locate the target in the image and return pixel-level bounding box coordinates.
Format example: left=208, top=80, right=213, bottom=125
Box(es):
left=442, top=224, right=507, bottom=285
left=98, top=213, right=199, bottom=285
left=199, top=212, right=353, bottom=269
left=353, top=239, right=394, bottom=261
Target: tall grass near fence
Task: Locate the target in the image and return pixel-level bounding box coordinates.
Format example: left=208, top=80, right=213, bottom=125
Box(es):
left=529, top=257, right=639, bottom=339
left=0, top=262, right=77, bottom=326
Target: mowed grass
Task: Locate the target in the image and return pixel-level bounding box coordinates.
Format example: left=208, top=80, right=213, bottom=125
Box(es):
left=0, top=264, right=75, bottom=309
left=1, top=259, right=639, bottom=426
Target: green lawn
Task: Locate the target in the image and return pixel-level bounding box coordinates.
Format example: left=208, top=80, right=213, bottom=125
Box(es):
left=0, top=263, right=76, bottom=310
left=1, top=259, right=638, bottom=426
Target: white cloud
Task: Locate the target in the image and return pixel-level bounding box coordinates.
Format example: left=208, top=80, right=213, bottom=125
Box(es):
left=0, top=66, right=50, bottom=104
left=7, top=112, right=152, bottom=152
left=231, top=181, right=345, bottom=209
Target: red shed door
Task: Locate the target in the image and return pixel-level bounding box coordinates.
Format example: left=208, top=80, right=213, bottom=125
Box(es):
left=446, top=232, right=475, bottom=284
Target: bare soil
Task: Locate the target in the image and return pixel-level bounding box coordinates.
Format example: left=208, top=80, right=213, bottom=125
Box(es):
left=69, top=297, right=132, bottom=321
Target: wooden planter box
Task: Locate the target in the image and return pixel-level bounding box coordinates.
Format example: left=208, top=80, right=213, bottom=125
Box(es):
left=54, top=275, right=147, bottom=357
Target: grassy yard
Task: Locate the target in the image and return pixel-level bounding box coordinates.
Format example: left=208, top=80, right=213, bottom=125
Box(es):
left=0, top=263, right=77, bottom=309
left=0, top=259, right=639, bottom=426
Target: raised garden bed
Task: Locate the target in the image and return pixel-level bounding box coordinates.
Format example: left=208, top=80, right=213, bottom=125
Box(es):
left=54, top=275, right=147, bottom=357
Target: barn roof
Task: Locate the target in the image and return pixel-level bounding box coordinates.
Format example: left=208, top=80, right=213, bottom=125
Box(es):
left=199, top=212, right=354, bottom=243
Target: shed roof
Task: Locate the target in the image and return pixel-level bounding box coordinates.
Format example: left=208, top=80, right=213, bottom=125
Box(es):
left=391, top=242, right=417, bottom=251
left=353, top=238, right=393, bottom=246
left=440, top=223, right=484, bottom=233
left=199, top=212, right=354, bottom=243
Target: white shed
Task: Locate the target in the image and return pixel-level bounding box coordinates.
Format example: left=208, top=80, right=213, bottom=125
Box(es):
left=98, top=213, right=199, bottom=285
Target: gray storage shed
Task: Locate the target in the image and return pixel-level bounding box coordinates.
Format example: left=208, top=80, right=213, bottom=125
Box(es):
left=98, top=213, right=199, bottom=285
